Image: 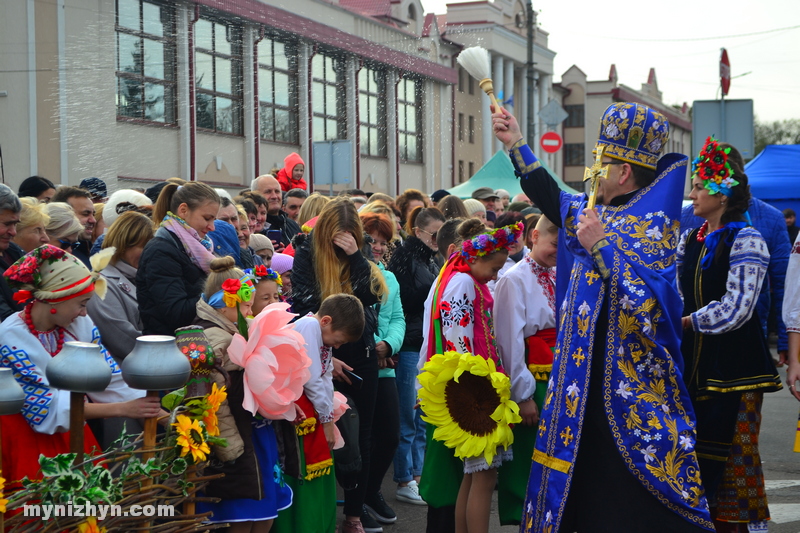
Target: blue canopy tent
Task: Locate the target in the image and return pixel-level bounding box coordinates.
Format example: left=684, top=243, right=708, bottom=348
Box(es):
left=447, top=150, right=579, bottom=199
left=744, top=145, right=800, bottom=215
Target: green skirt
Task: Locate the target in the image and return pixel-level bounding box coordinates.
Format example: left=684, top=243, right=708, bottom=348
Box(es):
left=497, top=379, right=547, bottom=526
left=419, top=423, right=464, bottom=508
left=272, top=435, right=337, bottom=533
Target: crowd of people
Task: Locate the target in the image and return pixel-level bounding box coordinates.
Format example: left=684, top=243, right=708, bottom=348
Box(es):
left=0, top=106, right=798, bottom=533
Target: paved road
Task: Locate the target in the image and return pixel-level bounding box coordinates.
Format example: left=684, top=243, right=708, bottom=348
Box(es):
left=353, top=366, right=800, bottom=532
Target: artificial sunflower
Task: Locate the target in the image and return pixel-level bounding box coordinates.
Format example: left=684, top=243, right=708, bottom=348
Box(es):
left=77, top=517, right=107, bottom=533
left=173, top=414, right=211, bottom=462
left=418, top=351, right=521, bottom=464
left=202, top=383, right=227, bottom=436
left=0, top=475, right=7, bottom=513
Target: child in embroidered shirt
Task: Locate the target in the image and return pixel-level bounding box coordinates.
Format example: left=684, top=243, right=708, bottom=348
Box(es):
left=274, top=293, right=366, bottom=533
left=494, top=215, right=559, bottom=525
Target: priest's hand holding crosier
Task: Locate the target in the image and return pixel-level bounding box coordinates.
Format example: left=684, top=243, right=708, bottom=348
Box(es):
left=577, top=207, right=606, bottom=254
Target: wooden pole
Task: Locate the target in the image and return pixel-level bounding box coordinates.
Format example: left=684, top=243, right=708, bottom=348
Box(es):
left=69, top=392, right=85, bottom=465
left=142, top=390, right=160, bottom=463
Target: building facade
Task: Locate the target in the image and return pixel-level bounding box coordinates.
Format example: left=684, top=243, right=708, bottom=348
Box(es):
left=558, top=65, right=692, bottom=191
left=442, top=0, right=557, bottom=183
left=0, top=0, right=458, bottom=196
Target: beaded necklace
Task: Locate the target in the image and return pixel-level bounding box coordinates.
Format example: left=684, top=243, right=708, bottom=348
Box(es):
left=695, top=221, right=709, bottom=243
left=23, top=303, right=65, bottom=356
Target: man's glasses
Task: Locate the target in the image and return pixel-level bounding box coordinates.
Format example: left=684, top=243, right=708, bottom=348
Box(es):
left=417, top=228, right=437, bottom=241
left=59, top=239, right=80, bottom=250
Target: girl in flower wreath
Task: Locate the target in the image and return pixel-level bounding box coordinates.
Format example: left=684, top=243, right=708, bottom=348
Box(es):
left=194, top=256, right=294, bottom=532
left=418, top=219, right=523, bottom=533
left=0, top=245, right=160, bottom=488
left=249, top=264, right=283, bottom=316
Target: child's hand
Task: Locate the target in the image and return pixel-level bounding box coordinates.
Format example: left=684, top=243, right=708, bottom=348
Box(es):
left=121, top=395, right=163, bottom=419
left=518, top=398, right=539, bottom=426
left=322, top=421, right=336, bottom=450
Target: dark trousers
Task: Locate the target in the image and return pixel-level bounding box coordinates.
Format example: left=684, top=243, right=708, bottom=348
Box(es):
left=335, top=346, right=379, bottom=517
left=366, top=376, right=400, bottom=497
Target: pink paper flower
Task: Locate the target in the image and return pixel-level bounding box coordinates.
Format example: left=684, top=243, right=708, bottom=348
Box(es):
left=227, top=303, right=311, bottom=420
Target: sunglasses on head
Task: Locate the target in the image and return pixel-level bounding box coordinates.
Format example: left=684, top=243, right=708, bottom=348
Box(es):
left=59, top=239, right=80, bottom=250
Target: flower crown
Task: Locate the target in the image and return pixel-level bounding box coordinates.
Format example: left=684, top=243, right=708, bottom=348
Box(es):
left=248, top=265, right=282, bottom=287
left=205, top=274, right=255, bottom=309
left=691, top=136, right=740, bottom=196
left=460, top=223, right=523, bottom=263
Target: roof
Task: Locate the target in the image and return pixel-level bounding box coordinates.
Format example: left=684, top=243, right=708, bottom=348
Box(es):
left=339, top=0, right=391, bottom=16
left=447, top=150, right=579, bottom=199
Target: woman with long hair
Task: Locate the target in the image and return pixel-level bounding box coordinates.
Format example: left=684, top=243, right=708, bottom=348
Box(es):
left=297, top=193, right=331, bottom=228
left=679, top=138, right=782, bottom=532
left=292, top=197, right=387, bottom=533
left=136, top=182, right=220, bottom=335
left=386, top=206, right=445, bottom=505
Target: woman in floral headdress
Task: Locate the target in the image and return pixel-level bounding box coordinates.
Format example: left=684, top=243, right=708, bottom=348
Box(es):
left=417, top=219, right=523, bottom=533
left=678, top=138, right=782, bottom=532
left=0, top=245, right=160, bottom=487
left=193, top=256, right=298, bottom=531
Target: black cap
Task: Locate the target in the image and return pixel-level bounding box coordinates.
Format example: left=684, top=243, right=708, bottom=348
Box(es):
left=79, top=177, right=107, bottom=199
left=431, top=189, right=451, bottom=203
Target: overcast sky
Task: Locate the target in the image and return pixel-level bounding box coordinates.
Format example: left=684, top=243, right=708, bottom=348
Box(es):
left=420, top=0, right=800, bottom=123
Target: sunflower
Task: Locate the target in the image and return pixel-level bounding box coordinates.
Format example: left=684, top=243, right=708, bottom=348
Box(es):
left=0, top=475, right=7, bottom=513
left=203, top=383, right=227, bottom=436
left=418, top=351, right=521, bottom=464
left=77, top=517, right=107, bottom=533
left=173, top=414, right=211, bottom=462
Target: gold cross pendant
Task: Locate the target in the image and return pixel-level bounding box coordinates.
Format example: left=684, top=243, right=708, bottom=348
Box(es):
left=584, top=146, right=608, bottom=210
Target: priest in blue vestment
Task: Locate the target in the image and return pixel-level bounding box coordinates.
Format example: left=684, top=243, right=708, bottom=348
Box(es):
left=492, top=102, right=714, bottom=532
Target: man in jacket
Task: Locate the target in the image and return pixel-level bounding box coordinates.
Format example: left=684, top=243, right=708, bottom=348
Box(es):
left=0, top=184, right=23, bottom=321
left=254, top=175, right=301, bottom=251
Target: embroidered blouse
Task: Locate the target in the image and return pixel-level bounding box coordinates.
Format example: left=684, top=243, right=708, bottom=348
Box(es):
left=677, top=227, right=769, bottom=334
left=783, top=233, right=800, bottom=334
left=494, top=256, right=557, bottom=403
left=293, top=315, right=334, bottom=423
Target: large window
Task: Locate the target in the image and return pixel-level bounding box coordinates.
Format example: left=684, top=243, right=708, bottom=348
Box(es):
left=359, top=67, right=387, bottom=157
left=564, top=104, right=585, bottom=128
left=564, top=143, right=585, bottom=166
left=398, top=78, right=422, bottom=162
left=468, top=115, right=475, bottom=144
left=195, top=17, right=243, bottom=134
left=115, top=0, right=176, bottom=123
left=258, top=38, right=298, bottom=144
left=312, top=53, right=346, bottom=142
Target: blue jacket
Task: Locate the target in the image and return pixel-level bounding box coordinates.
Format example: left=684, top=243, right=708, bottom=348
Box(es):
left=375, top=263, right=405, bottom=378
left=681, top=197, right=790, bottom=351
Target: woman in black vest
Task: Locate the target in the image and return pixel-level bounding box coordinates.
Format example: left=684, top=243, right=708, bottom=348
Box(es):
left=679, top=138, right=781, bottom=532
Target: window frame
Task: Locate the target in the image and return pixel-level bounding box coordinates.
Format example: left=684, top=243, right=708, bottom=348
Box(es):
left=257, top=35, right=299, bottom=145
left=358, top=65, right=387, bottom=157
left=564, top=104, right=585, bottom=128
left=115, top=0, right=177, bottom=125
left=311, top=51, right=347, bottom=142
left=194, top=14, right=244, bottom=136
left=397, top=77, right=423, bottom=163
left=564, top=143, right=585, bottom=166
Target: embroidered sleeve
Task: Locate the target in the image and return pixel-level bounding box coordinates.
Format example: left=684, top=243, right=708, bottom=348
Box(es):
left=591, top=238, right=612, bottom=280
left=439, top=275, right=477, bottom=354
left=782, top=234, right=800, bottom=333
left=691, top=228, right=769, bottom=335
left=295, top=319, right=334, bottom=422
left=509, top=139, right=542, bottom=174
left=0, top=345, right=72, bottom=434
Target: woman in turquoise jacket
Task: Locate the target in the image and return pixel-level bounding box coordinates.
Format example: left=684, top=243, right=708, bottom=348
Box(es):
left=360, top=212, right=406, bottom=529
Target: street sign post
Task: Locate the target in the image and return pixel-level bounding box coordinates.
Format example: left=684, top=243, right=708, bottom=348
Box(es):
left=540, top=131, right=563, bottom=153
